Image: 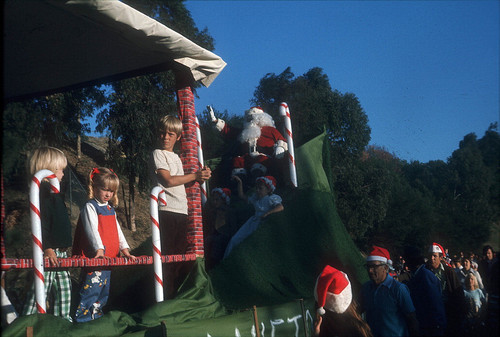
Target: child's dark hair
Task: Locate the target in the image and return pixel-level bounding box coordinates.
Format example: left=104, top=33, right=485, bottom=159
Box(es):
left=88, top=167, right=119, bottom=206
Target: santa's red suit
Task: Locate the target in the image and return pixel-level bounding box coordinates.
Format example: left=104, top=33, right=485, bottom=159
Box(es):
left=213, top=107, right=288, bottom=177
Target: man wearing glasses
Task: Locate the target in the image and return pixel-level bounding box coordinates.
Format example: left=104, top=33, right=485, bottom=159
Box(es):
left=359, top=246, right=419, bottom=336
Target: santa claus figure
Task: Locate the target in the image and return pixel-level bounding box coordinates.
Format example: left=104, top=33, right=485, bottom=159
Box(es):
left=210, top=106, right=288, bottom=179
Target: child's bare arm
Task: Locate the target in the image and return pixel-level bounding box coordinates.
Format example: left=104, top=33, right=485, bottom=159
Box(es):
left=231, top=175, right=247, bottom=201
left=156, top=167, right=211, bottom=187
left=121, top=248, right=137, bottom=260
left=261, top=203, right=284, bottom=219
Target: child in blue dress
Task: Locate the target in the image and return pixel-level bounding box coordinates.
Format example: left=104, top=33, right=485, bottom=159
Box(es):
left=223, top=175, right=283, bottom=258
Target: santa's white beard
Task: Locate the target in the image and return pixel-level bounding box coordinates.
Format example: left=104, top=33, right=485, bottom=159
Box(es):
left=239, top=122, right=261, bottom=144
left=239, top=112, right=275, bottom=144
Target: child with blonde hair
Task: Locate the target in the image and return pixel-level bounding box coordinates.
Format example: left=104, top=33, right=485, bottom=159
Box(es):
left=23, top=146, right=73, bottom=321
left=149, top=115, right=211, bottom=298
left=72, top=167, right=136, bottom=322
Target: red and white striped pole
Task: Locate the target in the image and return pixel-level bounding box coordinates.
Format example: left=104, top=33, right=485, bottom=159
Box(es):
left=195, top=116, right=207, bottom=206
left=279, top=102, right=298, bottom=187
left=29, top=169, right=60, bottom=313
left=150, top=186, right=166, bottom=302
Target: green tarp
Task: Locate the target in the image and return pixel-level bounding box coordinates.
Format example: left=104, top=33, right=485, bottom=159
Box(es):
left=3, top=132, right=368, bottom=336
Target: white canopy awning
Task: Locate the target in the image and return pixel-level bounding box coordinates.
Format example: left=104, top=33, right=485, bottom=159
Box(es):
left=3, top=0, right=226, bottom=101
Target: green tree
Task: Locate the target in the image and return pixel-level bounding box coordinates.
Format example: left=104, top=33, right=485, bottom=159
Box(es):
left=252, top=66, right=373, bottom=246
left=2, top=87, right=106, bottom=181
left=97, top=0, right=215, bottom=230
left=444, top=131, right=496, bottom=252
left=252, top=67, right=371, bottom=157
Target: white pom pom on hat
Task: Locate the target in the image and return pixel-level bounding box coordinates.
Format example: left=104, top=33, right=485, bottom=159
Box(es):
left=314, top=265, right=352, bottom=315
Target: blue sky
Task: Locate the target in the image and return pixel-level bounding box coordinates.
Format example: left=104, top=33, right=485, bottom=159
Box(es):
left=184, top=0, right=499, bottom=163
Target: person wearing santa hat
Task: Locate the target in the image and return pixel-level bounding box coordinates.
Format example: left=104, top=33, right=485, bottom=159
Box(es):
left=209, top=106, right=288, bottom=181
left=223, top=175, right=283, bottom=258
left=426, top=242, right=466, bottom=336
left=313, top=265, right=372, bottom=337
left=403, top=246, right=447, bottom=336
left=359, top=246, right=419, bottom=337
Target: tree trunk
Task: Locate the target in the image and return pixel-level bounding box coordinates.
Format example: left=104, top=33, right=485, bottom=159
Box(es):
left=77, top=116, right=81, bottom=158
left=129, top=173, right=136, bottom=232
left=121, top=183, right=129, bottom=228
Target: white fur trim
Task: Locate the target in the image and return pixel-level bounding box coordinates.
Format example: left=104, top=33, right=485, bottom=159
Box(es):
left=212, top=188, right=230, bottom=205
left=251, top=163, right=267, bottom=173
left=257, top=176, right=275, bottom=192
left=232, top=168, right=246, bottom=176
left=324, top=275, right=352, bottom=313
left=246, top=107, right=264, bottom=115
left=215, top=118, right=225, bottom=132
left=274, top=139, right=288, bottom=151
left=366, top=255, right=388, bottom=263
left=317, top=307, right=326, bottom=316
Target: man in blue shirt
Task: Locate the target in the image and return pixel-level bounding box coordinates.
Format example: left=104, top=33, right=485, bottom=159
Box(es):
left=404, top=245, right=447, bottom=336
left=360, top=246, right=419, bottom=337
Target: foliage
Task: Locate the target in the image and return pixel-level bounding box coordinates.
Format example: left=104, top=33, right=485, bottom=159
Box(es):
left=95, top=0, right=216, bottom=228
left=2, top=87, right=106, bottom=181
left=249, top=66, right=498, bottom=255
left=252, top=67, right=371, bottom=157
left=97, top=0, right=215, bottom=191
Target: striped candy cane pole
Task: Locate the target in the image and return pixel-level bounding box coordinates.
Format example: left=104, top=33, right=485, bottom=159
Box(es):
left=279, top=102, right=298, bottom=187
left=150, top=186, right=167, bottom=302
left=195, top=116, right=208, bottom=205
left=30, top=169, right=60, bottom=313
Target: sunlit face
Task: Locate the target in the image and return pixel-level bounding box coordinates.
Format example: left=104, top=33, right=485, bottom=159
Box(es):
left=366, top=261, right=388, bottom=285
left=94, top=186, right=115, bottom=204
left=54, top=167, right=65, bottom=182
left=430, top=253, right=441, bottom=269
left=463, top=259, right=471, bottom=271
left=160, top=130, right=180, bottom=151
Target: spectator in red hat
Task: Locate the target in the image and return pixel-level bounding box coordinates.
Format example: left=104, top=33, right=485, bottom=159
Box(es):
left=313, top=265, right=372, bottom=337
left=403, top=245, right=447, bottom=336
left=223, top=175, right=283, bottom=258
left=359, top=246, right=419, bottom=336
left=426, top=242, right=466, bottom=336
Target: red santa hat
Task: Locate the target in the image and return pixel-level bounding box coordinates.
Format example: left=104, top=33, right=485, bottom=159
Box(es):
left=314, top=265, right=352, bottom=315
left=245, top=106, right=264, bottom=116
left=232, top=156, right=247, bottom=176
left=429, top=242, right=445, bottom=256
left=256, top=175, right=276, bottom=192
left=211, top=188, right=231, bottom=205
left=366, top=246, right=391, bottom=264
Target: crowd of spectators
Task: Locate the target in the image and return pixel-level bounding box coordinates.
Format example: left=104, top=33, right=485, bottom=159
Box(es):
left=390, top=244, right=499, bottom=336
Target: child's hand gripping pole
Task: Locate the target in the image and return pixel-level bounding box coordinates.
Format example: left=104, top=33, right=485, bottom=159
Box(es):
left=150, top=186, right=167, bottom=302
left=30, top=169, right=60, bottom=314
